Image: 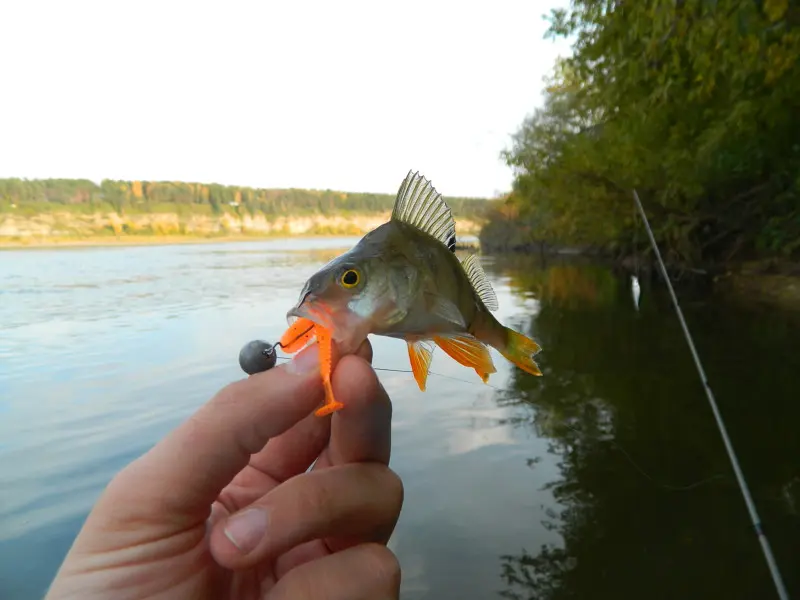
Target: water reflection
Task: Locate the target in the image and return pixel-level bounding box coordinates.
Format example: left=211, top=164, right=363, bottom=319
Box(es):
left=0, top=241, right=798, bottom=599
left=483, top=255, right=800, bottom=600
left=0, top=238, right=362, bottom=599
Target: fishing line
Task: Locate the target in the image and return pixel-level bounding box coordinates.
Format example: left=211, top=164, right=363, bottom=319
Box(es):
left=555, top=420, right=727, bottom=493
left=275, top=356, right=508, bottom=391
left=275, top=354, right=727, bottom=492
left=632, top=189, right=789, bottom=600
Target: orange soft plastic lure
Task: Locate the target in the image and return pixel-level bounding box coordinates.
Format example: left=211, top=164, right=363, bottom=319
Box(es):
left=278, top=317, right=344, bottom=417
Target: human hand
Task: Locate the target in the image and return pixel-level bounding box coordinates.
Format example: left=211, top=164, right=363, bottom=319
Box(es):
left=46, top=339, right=403, bottom=599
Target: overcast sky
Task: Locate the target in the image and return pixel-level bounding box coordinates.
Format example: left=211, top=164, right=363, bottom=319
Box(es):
left=0, top=0, right=572, bottom=198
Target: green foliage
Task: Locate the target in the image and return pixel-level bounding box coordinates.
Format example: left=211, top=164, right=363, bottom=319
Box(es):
left=0, top=178, right=489, bottom=220
left=489, top=0, right=800, bottom=265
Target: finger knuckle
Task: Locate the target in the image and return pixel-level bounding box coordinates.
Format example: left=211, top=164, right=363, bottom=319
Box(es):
left=362, top=463, right=403, bottom=504
left=382, top=467, right=404, bottom=512
left=295, top=473, right=336, bottom=520
left=212, top=380, right=245, bottom=410
left=206, top=381, right=265, bottom=455
left=102, top=462, right=136, bottom=502
left=360, top=544, right=401, bottom=592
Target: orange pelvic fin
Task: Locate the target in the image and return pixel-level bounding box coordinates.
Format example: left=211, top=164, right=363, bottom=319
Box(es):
left=497, top=326, right=542, bottom=376
left=314, top=327, right=345, bottom=417
left=406, top=340, right=434, bottom=391
left=432, top=333, right=496, bottom=383
left=279, top=317, right=318, bottom=353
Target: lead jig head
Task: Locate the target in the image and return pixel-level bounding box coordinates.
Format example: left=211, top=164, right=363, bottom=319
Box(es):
left=239, top=339, right=278, bottom=375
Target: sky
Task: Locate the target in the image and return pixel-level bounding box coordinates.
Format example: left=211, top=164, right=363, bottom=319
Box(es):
left=0, top=0, right=573, bottom=199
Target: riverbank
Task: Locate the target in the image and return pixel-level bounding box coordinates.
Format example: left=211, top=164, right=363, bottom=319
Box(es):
left=485, top=242, right=800, bottom=312
left=0, top=232, right=307, bottom=250
left=0, top=232, right=482, bottom=252
left=0, top=209, right=482, bottom=250
left=711, top=261, right=800, bottom=313
left=616, top=253, right=800, bottom=312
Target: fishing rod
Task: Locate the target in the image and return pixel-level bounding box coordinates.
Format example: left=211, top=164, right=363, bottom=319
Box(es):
left=631, top=189, right=790, bottom=600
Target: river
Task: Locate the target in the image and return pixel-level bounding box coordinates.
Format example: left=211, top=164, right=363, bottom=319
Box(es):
left=1, top=237, right=798, bottom=599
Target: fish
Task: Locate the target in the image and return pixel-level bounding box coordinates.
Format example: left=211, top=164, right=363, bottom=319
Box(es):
left=278, top=170, right=543, bottom=416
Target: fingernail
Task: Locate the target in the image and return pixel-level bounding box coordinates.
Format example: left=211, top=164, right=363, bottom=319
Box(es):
left=224, top=508, right=268, bottom=554
left=286, top=344, right=319, bottom=374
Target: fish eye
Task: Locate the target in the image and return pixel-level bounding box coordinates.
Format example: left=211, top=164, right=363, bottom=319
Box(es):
left=340, top=268, right=360, bottom=288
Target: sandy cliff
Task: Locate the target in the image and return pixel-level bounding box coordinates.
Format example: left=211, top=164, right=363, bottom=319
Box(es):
left=0, top=210, right=483, bottom=244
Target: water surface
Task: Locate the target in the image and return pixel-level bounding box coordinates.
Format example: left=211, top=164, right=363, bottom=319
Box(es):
left=1, top=238, right=798, bottom=599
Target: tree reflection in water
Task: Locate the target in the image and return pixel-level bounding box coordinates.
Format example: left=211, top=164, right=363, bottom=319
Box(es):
left=481, top=255, right=800, bottom=600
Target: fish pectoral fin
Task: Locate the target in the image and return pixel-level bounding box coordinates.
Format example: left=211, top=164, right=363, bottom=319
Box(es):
left=433, top=333, right=496, bottom=382
left=279, top=317, right=317, bottom=353
left=426, top=292, right=467, bottom=328
left=391, top=170, right=456, bottom=252
left=378, top=305, right=408, bottom=328
left=407, top=340, right=435, bottom=391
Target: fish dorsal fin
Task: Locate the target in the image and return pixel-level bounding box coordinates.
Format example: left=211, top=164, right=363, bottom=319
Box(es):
left=460, top=254, right=498, bottom=311
left=391, top=170, right=456, bottom=252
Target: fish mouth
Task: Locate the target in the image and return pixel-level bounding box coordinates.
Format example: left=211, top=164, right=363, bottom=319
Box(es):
left=285, top=293, right=370, bottom=355
left=286, top=292, right=335, bottom=330
left=286, top=290, right=314, bottom=321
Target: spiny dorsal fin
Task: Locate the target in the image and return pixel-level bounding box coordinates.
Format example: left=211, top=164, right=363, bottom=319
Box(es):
left=460, top=254, right=498, bottom=311
left=391, top=170, right=456, bottom=252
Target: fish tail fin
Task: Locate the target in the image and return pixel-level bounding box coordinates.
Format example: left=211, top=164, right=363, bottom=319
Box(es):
left=495, top=326, right=543, bottom=377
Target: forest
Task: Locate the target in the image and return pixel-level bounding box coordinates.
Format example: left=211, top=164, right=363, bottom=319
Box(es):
left=482, top=0, right=800, bottom=268
left=0, top=177, right=489, bottom=220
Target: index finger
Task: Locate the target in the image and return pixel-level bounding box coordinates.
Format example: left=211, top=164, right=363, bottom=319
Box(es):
left=107, top=343, right=325, bottom=521
left=246, top=338, right=375, bottom=483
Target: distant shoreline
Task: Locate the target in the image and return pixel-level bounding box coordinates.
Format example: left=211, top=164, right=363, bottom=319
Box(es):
left=0, top=232, right=357, bottom=250
left=0, top=232, right=482, bottom=251
left=0, top=206, right=483, bottom=251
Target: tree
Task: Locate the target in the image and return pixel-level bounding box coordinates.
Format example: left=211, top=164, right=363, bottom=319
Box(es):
left=490, top=0, right=800, bottom=265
